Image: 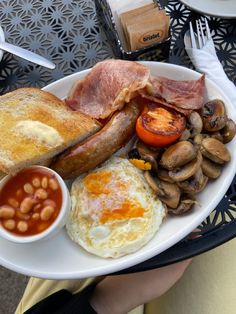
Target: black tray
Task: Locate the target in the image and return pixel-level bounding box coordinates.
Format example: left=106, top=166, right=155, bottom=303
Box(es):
left=0, top=0, right=236, bottom=272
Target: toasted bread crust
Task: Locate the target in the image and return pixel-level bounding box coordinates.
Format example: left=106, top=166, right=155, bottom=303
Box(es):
left=0, top=88, right=101, bottom=174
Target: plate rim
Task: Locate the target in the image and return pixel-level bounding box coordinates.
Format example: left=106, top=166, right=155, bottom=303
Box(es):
left=178, top=0, right=236, bottom=19
left=1, top=61, right=236, bottom=279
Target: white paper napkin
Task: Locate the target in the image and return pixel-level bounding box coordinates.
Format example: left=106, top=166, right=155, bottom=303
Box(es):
left=185, top=38, right=236, bottom=105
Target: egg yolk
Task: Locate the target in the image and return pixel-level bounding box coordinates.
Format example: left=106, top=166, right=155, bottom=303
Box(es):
left=83, top=170, right=145, bottom=223
left=84, top=171, right=112, bottom=195
left=129, top=159, right=152, bottom=170
left=100, top=201, right=144, bottom=224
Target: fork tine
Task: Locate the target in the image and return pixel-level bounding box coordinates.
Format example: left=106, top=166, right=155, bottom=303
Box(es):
left=196, top=20, right=203, bottom=49
left=189, top=22, right=197, bottom=49
left=199, top=20, right=206, bottom=46
left=204, top=18, right=211, bottom=40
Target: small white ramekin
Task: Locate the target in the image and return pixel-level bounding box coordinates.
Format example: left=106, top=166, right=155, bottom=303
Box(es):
left=0, top=25, right=5, bottom=61
left=0, top=166, right=71, bottom=243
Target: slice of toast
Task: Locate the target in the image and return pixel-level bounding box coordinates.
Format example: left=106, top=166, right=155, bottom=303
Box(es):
left=0, top=88, right=101, bottom=174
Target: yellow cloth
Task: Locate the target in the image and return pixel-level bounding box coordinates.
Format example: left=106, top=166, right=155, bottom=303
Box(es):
left=145, top=238, right=236, bottom=314
left=15, top=238, right=236, bottom=314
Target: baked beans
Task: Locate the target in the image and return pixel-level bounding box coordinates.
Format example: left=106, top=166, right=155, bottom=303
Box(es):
left=23, top=183, right=34, bottom=194
left=8, top=198, right=19, bottom=208
left=20, top=197, right=36, bottom=214
left=40, top=206, right=54, bottom=221
left=41, top=177, right=48, bottom=189
left=0, top=206, right=15, bottom=219
left=0, top=168, right=62, bottom=236
left=35, top=188, right=48, bottom=200
left=32, top=177, right=41, bottom=188
left=17, top=221, right=28, bottom=233
left=49, top=178, right=59, bottom=191
left=4, top=219, right=16, bottom=230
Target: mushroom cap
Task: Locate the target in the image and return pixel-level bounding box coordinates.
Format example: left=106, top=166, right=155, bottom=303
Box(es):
left=144, top=171, right=165, bottom=196
left=157, top=167, right=175, bottom=183
left=160, top=141, right=198, bottom=170
left=177, top=168, right=208, bottom=194
left=169, top=151, right=202, bottom=182
left=210, top=132, right=224, bottom=142
left=179, top=128, right=191, bottom=141
left=201, top=99, right=227, bottom=132
left=200, top=137, right=230, bottom=164
left=168, top=195, right=196, bottom=215
left=188, top=111, right=203, bottom=137
left=221, top=119, right=236, bottom=144
left=144, top=172, right=181, bottom=208
left=201, top=157, right=222, bottom=179
left=158, top=181, right=181, bottom=209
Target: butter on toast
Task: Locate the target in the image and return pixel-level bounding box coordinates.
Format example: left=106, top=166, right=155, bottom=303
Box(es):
left=0, top=88, right=101, bottom=174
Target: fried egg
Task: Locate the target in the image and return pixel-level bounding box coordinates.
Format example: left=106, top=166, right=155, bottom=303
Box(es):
left=66, top=157, right=166, bottom=258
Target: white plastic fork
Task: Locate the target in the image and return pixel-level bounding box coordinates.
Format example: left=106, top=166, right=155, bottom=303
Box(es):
left=189, top=19, right=212, bottom=49
left=185, top=18, right=236, bottom=107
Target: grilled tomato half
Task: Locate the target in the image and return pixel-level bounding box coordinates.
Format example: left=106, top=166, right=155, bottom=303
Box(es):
left=136, top=104, right=186, bottom=147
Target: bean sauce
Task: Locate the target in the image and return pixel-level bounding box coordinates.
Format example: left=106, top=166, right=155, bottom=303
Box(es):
left=0, top=168, right=62, bottom=236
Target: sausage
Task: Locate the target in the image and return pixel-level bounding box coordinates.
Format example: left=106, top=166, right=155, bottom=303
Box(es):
left=50, top=101, right=140, bottom=179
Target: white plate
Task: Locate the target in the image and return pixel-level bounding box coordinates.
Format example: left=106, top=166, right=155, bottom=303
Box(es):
left=179, top=0, right=236, bottom=18
left=0, top=62, right=236, bottom=279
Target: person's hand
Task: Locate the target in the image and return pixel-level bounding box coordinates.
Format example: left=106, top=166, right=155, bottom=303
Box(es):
left=90, top=259, right=192, bottom=314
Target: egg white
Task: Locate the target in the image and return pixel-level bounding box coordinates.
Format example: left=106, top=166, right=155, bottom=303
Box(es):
left=66, top=157, right=166, bottom=258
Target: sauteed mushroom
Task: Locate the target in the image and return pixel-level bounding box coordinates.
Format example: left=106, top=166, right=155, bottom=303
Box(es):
left=220, top=119, right=236, bottom=143
left=210, top=132, right=224, bottom=142
left=144, top=171, right=165, bottom=196
left=169, top=151, right=202, bottom=182
left=127, top=96, right=235, bottom=215
left=160, top=141, right=198, bottom=170
left=157, top=167, right=174, bottom=183
left=189, top=111, right=203, bottom=137
left=201, top=99, right=227, bottom=132
left=200, top=138, right=231, bottom=164
left=144, top=172, right=181, bottom=208
left=158, top=181, right=181, bottom=209
left=201, top=157, right=222, bottom=179
left=193, top=133, right=205, bottom=146
left=179, top=112, right=203, bottom=141
left=193, top=132, right=223, bottom=145
left=179, top=128, right=191, bottom=141
left=168, top=194, right=196, bottom=215
left=177, top=168, right=208, bottom=194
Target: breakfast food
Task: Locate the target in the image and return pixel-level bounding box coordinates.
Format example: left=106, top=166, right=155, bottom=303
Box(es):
left=139, top=75, right=205, bottom=116
left=147, top=75, right=205, bottom=110
left=51, top=101, right=140, bottom=179
left=65, top=59, right=150, bottom=118
left=135, top=104, right=186, bottom=147
left=0, top=88, right=101, bottom=175
left=66, top=157, right=166, bottom=258
left=0, top=167, right=62, bottom=235
left=129, top=98, right=235, bottom=215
